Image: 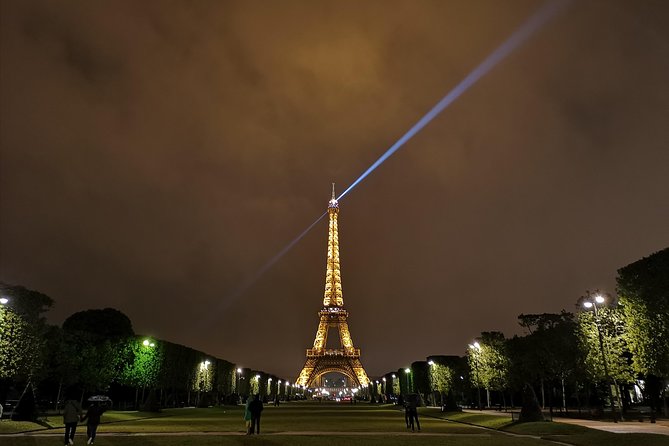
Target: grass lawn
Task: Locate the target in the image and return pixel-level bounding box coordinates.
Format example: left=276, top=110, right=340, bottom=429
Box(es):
left=2, top=402, right=667, bottom=446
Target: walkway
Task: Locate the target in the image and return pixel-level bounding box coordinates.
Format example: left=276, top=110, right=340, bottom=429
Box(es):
left=461, top=409, right=669, bottom=436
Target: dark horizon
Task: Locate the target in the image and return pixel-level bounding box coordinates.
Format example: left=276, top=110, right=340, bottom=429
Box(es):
left=1, top=0, right=668, bottom=380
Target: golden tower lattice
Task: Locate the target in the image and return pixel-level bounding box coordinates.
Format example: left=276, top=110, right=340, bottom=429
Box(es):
left=295, top=185, right=370, bottom=388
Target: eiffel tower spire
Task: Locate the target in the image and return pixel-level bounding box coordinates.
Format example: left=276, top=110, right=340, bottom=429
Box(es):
left=295, top=186, right=370, bottom=389
left=323, top=183, right=343, bottom=307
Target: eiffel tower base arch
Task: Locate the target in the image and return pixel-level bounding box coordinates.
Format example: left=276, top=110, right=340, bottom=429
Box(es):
left=297, top=356, right=368, bottom=388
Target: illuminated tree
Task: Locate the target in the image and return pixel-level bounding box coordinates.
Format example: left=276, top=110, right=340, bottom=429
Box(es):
left=427, top=355, right=467, bottom=409
left=120, top=338, right=163, bottom=390
left=616, top=248, right=669, bottom=415
left=0, top=284, right=52, bottom=381
left=0, top=283, right=53, bottom=419
left=577, top=292, right=634, bottom=415
left=469, top=332, right=510, bottom=407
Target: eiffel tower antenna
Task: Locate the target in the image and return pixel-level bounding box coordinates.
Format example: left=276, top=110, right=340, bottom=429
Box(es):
left=296, top=187, right=370, bottom=389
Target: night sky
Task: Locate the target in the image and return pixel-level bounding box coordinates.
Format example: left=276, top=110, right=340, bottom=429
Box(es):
left=1, top=0, right=668, bottom=380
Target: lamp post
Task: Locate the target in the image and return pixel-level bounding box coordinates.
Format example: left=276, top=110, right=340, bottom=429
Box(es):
left=428, top=360, right=439, bottom=407
left=583, top=294, right=623, bottom=422
left=469, top=342, right=482, bottom=410
left=404, top=368, right=411, bottom=396
left=235, top=368, right=243, bottom=403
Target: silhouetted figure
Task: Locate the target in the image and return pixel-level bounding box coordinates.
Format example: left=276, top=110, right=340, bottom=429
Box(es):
left=244, top=395, right=253, bottom=434
left=274, top=396, right=280, bottom=407
left=249, top=394, right=264, bottom=434
left=81, top=402, right=106, bottom=444
left=62, top=398, right=82, bottom=445
left=406, top=394, right=421, bottom=432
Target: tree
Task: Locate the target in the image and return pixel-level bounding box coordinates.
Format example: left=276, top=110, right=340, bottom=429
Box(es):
left=0, top=283, right=54, bottom=419
left=469, top=332, right=510, bottom=408
left=577, top=292, right=633, bottom=416
left=62, top=308, right=133, bottom=340
left=120, top=338, right=163, bottom=395
left=617, top=247, right=669, bottom=415
left=509, top=312, right=581, bottom=410
left=428, top=356, right=464, bottom=410
left=60, top=308, right=135, bottom=396
left=411, top=361, right=430, bottom=402
left=0, top=284, right=53, bottom=381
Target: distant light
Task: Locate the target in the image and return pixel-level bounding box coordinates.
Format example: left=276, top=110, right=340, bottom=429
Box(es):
left=404, top=368, right=410, bottom=373
left=278, top=380, right=281, bottom=384
left=237, top=368, right=242, bottom=373
left=268, top=378, right=272, bottom=382
left=584, top=301, right=594, bottom=309
left=392, top=374, right=396, bottom=378
left=205, top=360, right=210, bottom=366
left=149, top=342, right=155, bottom=347
left=143, top=339, right=150, bottom=346
left=460, top=376, right=464, bottom=380
left=428, top=360, right=435, bottom=366
left=286, top=381, right=290, bottom=386
left=255, top=375, right=260, bottom=380
left=595, top=295, right=605, bottom=304
left=0, top=297, right=8, bottom=305
left=375, top=380, right=379, bottom=384
left=382, top=377, right=386, bottom=382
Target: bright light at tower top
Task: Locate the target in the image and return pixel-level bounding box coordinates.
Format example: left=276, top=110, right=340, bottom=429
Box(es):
left=328, top=182, right=339, bottom=209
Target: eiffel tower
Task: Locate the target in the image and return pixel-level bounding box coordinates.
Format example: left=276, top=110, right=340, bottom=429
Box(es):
left=296, top=185, right=370, bottom=388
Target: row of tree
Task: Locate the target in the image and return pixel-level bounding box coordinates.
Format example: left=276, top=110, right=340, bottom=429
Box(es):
left=370, top=247, right=668, bottom=418
left=0, top=286, right=296, bottom=420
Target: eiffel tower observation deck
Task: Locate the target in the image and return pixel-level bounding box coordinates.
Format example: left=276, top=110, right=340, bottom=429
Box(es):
left=296, top=185, right=370, bottom=388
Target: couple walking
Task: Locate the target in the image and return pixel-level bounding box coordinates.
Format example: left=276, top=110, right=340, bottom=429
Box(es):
left=244, top=394, right=264, bottom=434
left=62, top=399, right=105, bottom=445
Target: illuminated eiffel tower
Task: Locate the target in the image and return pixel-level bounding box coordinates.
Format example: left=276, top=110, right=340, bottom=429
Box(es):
left=296, top=185, right=370, bottom=389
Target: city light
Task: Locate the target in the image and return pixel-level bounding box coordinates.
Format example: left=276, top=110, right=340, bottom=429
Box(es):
left=0, top=297, right=8, bottom=305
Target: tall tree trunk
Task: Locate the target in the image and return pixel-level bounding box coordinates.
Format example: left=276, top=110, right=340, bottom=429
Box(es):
left=540, top=378, right=545, bottom=409
left=561, top=376, right=567, bottom=413
left=663, top=379, right=668, bottom=417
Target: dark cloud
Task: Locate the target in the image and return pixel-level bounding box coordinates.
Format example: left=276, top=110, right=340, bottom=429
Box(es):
left=1, top=0, right=668, bottom=378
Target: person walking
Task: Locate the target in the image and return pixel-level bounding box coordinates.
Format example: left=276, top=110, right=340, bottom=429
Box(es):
left=406, top=396, right=420, bottom=432
left=249, top=394, right=264, bottom=434
left=62, top=398, right=82, bottom=445
left=81, top=402, right=105, bottom=444
left=244, top=395, right=253, bottom=434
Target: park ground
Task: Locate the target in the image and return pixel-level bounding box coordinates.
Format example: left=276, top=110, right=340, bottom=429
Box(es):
left=1, top=402, right=668, bottom=446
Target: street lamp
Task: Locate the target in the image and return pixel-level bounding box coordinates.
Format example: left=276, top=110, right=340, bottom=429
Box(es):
left=0, top=297, right=8, bottom=305
left=404, top=368, right=411, bottom=395
left=582, top=293, right=622, bottom=422
left=428, top=360, right=437, bottom=406
left=469, top=342, right=482, bottom=410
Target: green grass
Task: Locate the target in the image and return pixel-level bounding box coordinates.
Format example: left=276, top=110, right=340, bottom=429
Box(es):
left=0, top=421, right=42, bottom=434
left=1, top=402, right=667, bottom=446
left=0, top=436, right=553, bottom=446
